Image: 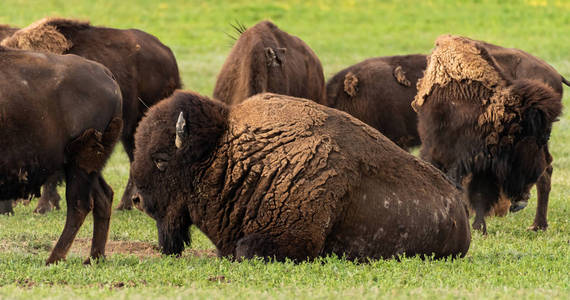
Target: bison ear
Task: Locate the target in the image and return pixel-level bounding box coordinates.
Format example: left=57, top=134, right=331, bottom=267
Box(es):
left=265, top=47, right=284, bottom=67
left=175, top=111, right=187, bottom=149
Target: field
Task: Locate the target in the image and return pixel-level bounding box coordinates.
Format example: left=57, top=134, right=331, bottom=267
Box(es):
left=0, top=0, right=569, bottom=299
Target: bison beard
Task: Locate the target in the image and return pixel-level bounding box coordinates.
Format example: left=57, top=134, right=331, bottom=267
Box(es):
left=131, top=91, right=471, bottom=261
left=414, top=35, right=562, bottom=233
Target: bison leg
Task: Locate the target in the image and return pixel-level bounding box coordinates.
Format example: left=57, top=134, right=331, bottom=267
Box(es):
left=116, top=135, right=135, bottom=210
left=116, top=177, right=135, bottom=210
left=0, top=200, right=14, bottom=215
left=34, top=175, right=61, bottom=214
left=235, top=232, right=320, bottom=262
left=85, top=175, right=114, bottom=264
left=46, top=167, right=95, bottom=265
left=528, top=165, right=552, bottom=231
left=468, top=173, right=498, bottom=235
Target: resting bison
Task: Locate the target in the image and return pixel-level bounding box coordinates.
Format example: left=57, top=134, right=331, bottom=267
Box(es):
left=326, top=55, right=427, bottom=150
left=213, top=21, right=326, bottom=105
left=0, top=46, right=122, bottom=264
left=2, top=17, right=181, bottom=212
left=412, top=35, right=563, bottom=233
left=131, top=91, right=471, bottom=261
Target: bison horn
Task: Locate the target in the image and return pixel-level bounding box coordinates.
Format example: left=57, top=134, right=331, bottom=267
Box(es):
left=175, top=111, right=187, bottom=149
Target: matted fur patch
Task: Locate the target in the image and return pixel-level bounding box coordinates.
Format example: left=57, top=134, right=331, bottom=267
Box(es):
left=1, top=17, right=89, bottom=54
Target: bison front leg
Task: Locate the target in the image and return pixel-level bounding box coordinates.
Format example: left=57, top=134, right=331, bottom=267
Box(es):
left=46, top=167, right=95, bottom=265
left=84, top=174, right=114, bottom=264
left=528, top=165, right=552, bottom=231
left=235, top=232, right=322, bottom=262
left=468, top=173, right=498, bottom=235
left=116, top=176, right=135, bottom=210
left=116, top=134, right=135, bottom=211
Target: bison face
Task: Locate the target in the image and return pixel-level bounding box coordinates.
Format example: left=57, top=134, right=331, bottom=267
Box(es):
left=499, top=79, right=561, bottom=206
left=131, top=110, right=193, bottom=255
left=132, top=91, right=228, bottom=255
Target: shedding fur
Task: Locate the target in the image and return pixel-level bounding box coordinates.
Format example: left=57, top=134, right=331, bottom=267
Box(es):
left=0, top=18, right=89, bottom=54
left=393, top=65, right=411, bottom=87
left=416, top=34, right=563, bottom=233
left=413, top=35, right=506, bottom=111
left=343, top=72, right=359, bottom=97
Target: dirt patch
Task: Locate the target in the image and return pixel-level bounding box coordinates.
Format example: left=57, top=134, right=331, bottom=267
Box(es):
left=62, top=238, right=217, bottom=259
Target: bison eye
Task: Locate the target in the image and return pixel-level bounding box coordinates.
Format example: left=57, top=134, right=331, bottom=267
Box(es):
left=152, top=153, right=171, bottom=171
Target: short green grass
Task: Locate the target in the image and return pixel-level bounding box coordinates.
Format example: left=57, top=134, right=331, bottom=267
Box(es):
left=0, top=0, right=569, bottom=299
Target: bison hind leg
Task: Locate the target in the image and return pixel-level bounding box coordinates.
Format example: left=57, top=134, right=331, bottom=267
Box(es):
left=84, top=174, right=114, bottom=265
left=235, top=233, right=320, bottom=263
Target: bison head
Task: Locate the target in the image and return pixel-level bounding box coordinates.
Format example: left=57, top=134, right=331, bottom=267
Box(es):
left=131, top=91, right=228, bottom=255
left=497, top=79, right=561, bottom=206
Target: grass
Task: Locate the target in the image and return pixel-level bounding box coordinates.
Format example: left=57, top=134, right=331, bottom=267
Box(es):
left=0, top=0, right=569, bottom=299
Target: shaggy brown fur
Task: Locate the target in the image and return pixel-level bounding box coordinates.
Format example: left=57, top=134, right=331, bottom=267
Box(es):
left=415, top=35, right=563, bottom=233
left=2, top=17, right=181, bottom=211
left=213, top=21, right=326, bottom=105
left=131, top=91, right=471, bottom=261
left=0, top=24, right=18, bottom=41
left=326, top=55, right=427, bottom=150
left=0, top=47, right=123, bottom=264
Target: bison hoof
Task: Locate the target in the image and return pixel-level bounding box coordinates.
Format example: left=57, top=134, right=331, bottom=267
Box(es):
left=472, top=220, right=487, bottom=235
left=527, top=223, right=548, bottom=231
left=34, top=204, right=53, bottom=214
left=45, top=256, right=64, bottom=265
left=509, top=201, right=528, bottom=213
left=115, top=202, right=133, bottom=210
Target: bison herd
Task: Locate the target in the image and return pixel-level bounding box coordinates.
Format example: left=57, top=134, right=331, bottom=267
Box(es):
left=0, top=18, right=566, bottom=264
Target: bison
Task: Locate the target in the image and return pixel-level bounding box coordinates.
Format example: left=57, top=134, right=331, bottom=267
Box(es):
left=412, top=35, right=563, bottom=233
left=213, top=21, right=326, bottom=105
left=326, top=43, right=568, bottom=216
left=2, top=17, right=181, bottom=212
left=130, top=91, right=471, bottom=261
left=0, top=46, right=123, bottom=264
left=326, top=55, right=427, bottom=150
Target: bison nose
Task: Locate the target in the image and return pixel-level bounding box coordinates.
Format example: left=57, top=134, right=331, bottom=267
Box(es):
left=510, top=200, right=528, bottom=213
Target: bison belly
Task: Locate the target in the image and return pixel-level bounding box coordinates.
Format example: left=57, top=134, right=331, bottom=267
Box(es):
left=323, top=176, right=470, bottom=260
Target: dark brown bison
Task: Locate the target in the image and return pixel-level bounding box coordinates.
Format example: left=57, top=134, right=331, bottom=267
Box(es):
left=0, top=46, right=123, bottom=264
left=326, top=55, right=427, bottom=150
left=326, top=43, right=568, bottom=216
left=213, top=21, right=326, bottom=105
left=2, top=18, right=181, bottom=212
left=412, top=35, right=563, bottom=233
left=130, top=91, right=471, bottom=261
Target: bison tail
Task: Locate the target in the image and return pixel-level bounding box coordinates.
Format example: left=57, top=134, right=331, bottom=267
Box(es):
left=562, top=75, right=570, bottom=87
left=66, top=117, right=123, bottom=174
left=343, top=72, right=359, bottom=97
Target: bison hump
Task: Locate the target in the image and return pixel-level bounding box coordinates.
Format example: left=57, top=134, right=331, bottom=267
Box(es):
left=0, top=17, right=89, bottom=54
